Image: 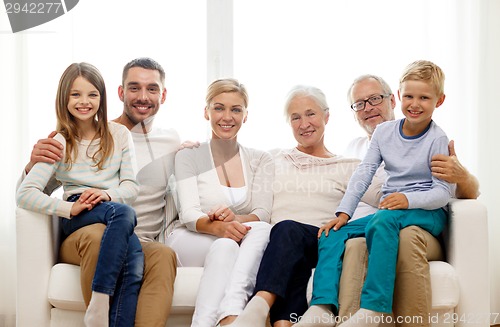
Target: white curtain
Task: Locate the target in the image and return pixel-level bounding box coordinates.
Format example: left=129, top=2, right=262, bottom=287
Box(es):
left=1, top=0, right=498, bottom=325
left=477, top=0, right=500, bottom=322
left=0, top=33, right=24, bottom=327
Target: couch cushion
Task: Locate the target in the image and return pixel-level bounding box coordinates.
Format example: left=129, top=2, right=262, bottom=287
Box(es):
left=47, top=262, right=458, bottom=314
left=307, top=261, right=459, bottom=310
left=48, top=263, right=86, bottom=311
left=170, top=267, right=203, bottom=314
left=429, top=261, right=459, bottom=309
left=48, top=264, right=204, bottom=313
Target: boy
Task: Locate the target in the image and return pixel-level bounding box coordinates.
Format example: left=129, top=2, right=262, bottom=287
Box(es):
left=295, top=60, right=452, bottom=327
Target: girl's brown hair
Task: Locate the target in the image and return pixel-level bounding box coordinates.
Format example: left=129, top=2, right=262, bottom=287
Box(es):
left=55, top=62, right=113, bottom=170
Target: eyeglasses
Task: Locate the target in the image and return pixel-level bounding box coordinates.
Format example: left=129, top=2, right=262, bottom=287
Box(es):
left=350, top=94, right=391, bottom=112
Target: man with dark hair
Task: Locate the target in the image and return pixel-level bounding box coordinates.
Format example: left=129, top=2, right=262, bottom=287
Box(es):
left=22, top=57, right=181, bottom=327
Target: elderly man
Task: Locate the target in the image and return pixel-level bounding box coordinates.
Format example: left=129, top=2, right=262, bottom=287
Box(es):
left=341, top=74, right=479, bottom=326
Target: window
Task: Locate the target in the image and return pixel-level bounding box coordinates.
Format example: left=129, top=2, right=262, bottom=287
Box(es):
left=15, top=1, right=209, bottom=144
left=233, top=0, right=470, bottom=154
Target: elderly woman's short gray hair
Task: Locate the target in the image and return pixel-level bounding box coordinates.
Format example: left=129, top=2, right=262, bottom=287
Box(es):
left=283, top=85, right=329, bottom=121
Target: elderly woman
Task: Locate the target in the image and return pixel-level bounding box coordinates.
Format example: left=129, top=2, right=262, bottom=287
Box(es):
left=227, top=85, right=383, bottom=327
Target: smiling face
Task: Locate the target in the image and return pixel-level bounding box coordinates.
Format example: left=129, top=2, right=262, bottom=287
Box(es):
left=288, top=95, right=329, bottom=152
left=118, top=67, right=166, bottom=129
left=398, top=80, right=445, bottom=135
left=67, top=76, right=100, bottom=125
left=350, top=77, right=396, bottom=137
left=205, top=91, right=247, bottom=140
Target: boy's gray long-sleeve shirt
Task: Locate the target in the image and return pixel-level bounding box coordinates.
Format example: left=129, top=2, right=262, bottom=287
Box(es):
left=337, top=119, right=452, bottom=218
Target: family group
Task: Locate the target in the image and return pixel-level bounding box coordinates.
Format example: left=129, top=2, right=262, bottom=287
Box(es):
left=16, top=57, right=479, bottom=327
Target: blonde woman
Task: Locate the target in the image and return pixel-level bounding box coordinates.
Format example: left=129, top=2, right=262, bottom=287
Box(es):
left=166, top=78, right=274, bottom=327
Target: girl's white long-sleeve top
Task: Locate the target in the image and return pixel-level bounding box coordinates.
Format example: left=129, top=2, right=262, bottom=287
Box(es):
left=16, top=122, right=139, bottom=218
left=174, top=142, right=274, bottom=232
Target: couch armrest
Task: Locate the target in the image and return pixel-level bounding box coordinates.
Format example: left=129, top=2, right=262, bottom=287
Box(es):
left=16, top=207, right=60, bottom=327
left=446, top=199, right=489, bottom=327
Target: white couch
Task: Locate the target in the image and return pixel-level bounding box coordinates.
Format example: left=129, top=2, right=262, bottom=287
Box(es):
left=16, top=199, right=490, bottom=327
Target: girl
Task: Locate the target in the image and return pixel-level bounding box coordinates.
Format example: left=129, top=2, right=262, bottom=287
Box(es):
left=166, top=78, right=274, bottom=327
left=17, top=62, right=142, bottom=327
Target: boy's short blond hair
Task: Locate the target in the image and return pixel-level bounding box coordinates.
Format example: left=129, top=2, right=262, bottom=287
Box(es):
left=399, top=60, right=445, bottom=96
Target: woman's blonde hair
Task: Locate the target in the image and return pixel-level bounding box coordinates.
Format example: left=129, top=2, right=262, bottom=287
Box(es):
left=205, top=78, right=249, bottom=108
left=55, top=62, right=113, bottom=170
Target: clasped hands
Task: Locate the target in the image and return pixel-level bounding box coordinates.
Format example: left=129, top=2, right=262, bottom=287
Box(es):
left=207, top=204, right=250, bottom=242
left=208, top=204, right=236, bottom=222
left=70, top=188, right=110, bottom=217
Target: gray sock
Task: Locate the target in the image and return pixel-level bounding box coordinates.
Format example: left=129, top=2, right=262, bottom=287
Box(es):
left=227, top=296, right=270, bottom=327
left=84, top=291, right=109, bottom=327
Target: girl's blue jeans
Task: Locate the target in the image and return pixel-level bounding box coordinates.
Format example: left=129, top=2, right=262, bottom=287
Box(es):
left=311, top=208, right=447, bottom=313
left=62, top=194, right=144, bottom=327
